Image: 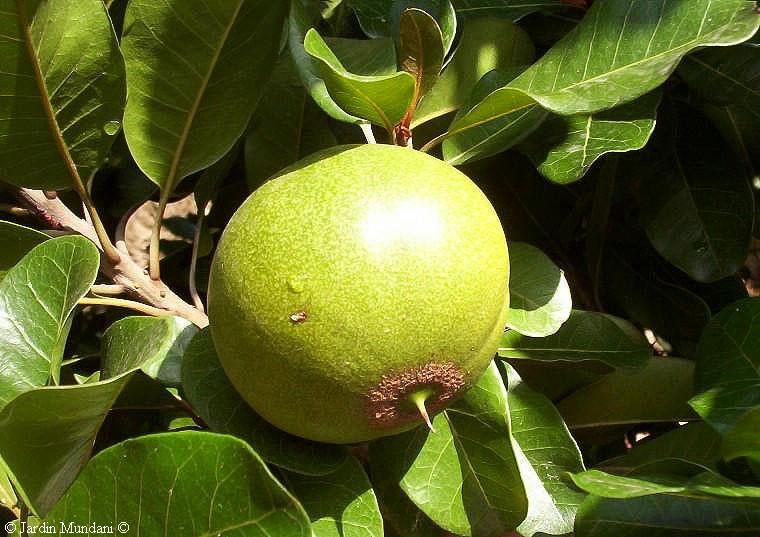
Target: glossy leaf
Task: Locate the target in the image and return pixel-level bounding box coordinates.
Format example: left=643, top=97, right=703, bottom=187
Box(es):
left=101, top=315, right=197, bottom=386
left=0, top=0, right=125, bottom=189
left=181, top=329, right=347, bottom=476
left=413, top=17, right=535, bottom=127
left=600, top=422, right=722, bottom=473
left=0, top=222, right=48, bottom=281
left=289, top=0, right=360, bottom=123
left=690, top=298, right=760, bottom=432
left=679, top=42, right=760, bottom=110
left=43, top=432, right=312, bottom=537
left=506, top=242, right=572, bottom=337
left=0, top=236, right=99, bottom=409
left=398, top=8, right=445, bottom=106
left=370, top=361, right=527, bottom=537
left=303, top=29, right=416, bottom=131
left=636, top=100, right=754, bottom=283
left=0, top=371, right=136, bottom=516
left=575, top=493, right=760, bottom=536
left=441, top=0, right=760, bottom=164
left=499, top=310, right=651, bottom=368
left=519, top=91, right=661, bottom=184
left=571, top=469, right=760, bottom=499
left=558, top=358, right=697, bottom=430
left=121, top=0, right=287, bottom=190
left=504, top=363, right=585, bottom=536
left=722, top=406, right=760, bottom=465
left=452, top=0, right=579, bottom=20
left=282, top=456, right=384, bottom=537
left=348, top=0, right=456, bottom=54
left=246, top=54, right=336, bottom=190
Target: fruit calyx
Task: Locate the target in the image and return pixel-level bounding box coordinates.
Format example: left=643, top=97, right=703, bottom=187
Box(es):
left=366, top=361, right=465, bottom=430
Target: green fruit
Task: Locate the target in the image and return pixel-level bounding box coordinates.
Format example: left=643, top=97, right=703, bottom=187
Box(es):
left=208, top=144, right=509, bottom=444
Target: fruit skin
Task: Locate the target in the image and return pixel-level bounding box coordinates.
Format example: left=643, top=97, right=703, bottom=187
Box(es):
left=208, top=144, right=509, bottom=444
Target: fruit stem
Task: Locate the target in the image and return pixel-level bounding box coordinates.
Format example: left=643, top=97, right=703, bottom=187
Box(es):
left=408, top=389, right=436, bottom=433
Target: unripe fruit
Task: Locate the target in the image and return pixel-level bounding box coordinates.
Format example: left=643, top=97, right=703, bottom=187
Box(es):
left=208, top=145, right=509, bottom=444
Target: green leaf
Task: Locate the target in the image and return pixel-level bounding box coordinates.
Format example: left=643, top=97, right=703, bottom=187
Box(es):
left=0, top=371, right=136, bottom=516
left=328, top=37, right=399, bottom=76
left=289, top=0, right=360, bottom=124
left=121, top=0, right=287, bottom=191
left=506, top=242, right=572, bottom=337
left=679, top=42, right=760, bottom=110
left=42, top=431, right=311, bottom=537
left=557, top=358, right=697, bottom=430
left=519, top=90, right=661, bottom=184
left=348, top=0, right=456, bottom=53
left=440, top=0, right=760, bottom=164
left=303, top=29, right=416, bottom=131
left=571, top=469, right=760, bottom=500
left=370, top=463, right=441, bottom=537
left=282, top=456, right=384, bottom=537
left=575, top=493, right=760, bottom=536
left=398, top=8, right=445, bottom=109
left=499, top=310, right=651, bottom=368
left=452, top=0, right=578, bottom=20
left=101, top=315, right=198, bottom=386
left=245, top=54, right=337, bottom=190
left=690, top=298, right=760, bottom=432
left=600, top=422, right=722, bottom=473
left=0, top=236, right=99, bottom=409
left=0, top=464, right=15, bottom=511
left=635, top=100, right=754, bottom=283
left=722, top=406, right=760, bottom=465
left=0, top=0, right=125, bottom=190
left=0, top=222, right=48, bottom=281
left=413, top=17, right=535, bottom=127
left=370, top=361, right=528, bottom=537
left=503, top=363, right=585, bottom=536
left=181, top=329, right=347, bottom=476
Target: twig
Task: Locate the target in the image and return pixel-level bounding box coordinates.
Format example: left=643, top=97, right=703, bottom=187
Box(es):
left=149, top=190, right=170, bottom=281
left=189, top=206, right=207, bottom=313
left=0, top=203, right=32, bottom=217
left=15, top=188, right=209, bottom=328
left=80, top=296, right=174, bottom=317
left=91, top=284, right=127, bottom=296
left=360, top=123, right=377, bottom=144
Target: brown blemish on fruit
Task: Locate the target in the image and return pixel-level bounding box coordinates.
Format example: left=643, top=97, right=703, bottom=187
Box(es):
left=366, top=362, right=465, bottom=428
left=290, top=310, right=308, bottom=323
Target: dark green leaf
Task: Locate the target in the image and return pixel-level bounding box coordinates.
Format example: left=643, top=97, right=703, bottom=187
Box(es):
left=504, top=363, right=585, bottom=536
left=506, top=242, right=572, bottom=337
left=245, top=55, right=336, bottom=190
left=181, top=329, right=347, bottom=476
left=0, top=0, right=125, bottom=189
left=121, top=0, right=287, bottom=191
left=0, top=222, right=48, bottom=281
left=722, top=406, right=760, bottom=465
left=413, top=17, right=535, bottom=126
left=519, top=91, right=661, bottom=184
left=499, top=310, right=651, bottom=368
left=303, top=29, right=416, bottom=131
left=690, top=298, right=760, bottom=432
left=101, top=315, right=198, bottom=386
left=571, top=469, right=760, bottom=499
left=440, top=0, right=760, bottom=164
left=636, top=100, right=754, bottom=283
left=398, top=8, right=445, bottom=107
left=575, top=493, right=760, bottom=536
left=600, top=423, right=722, bottom=473
left=557, top=358, right=697, bottom=430
left=370, top=361, right=528, bottom=537
left=0, top=236, right=99, bottom=409
left=452, top=0, right=578, bottom=21
left=328, top=37, right=399, bottom=76
left=282, top=456, right=384, bottom=537
left=0, top=371, right=136, bottom=516
left=43, top=431, right=311, bottom=537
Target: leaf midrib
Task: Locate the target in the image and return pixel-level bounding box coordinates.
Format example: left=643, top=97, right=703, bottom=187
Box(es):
left=164, top=0, right=244, bottom=192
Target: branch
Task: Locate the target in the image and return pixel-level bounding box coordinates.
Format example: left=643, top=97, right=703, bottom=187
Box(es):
left=15, top=188, right=209, bottom=328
